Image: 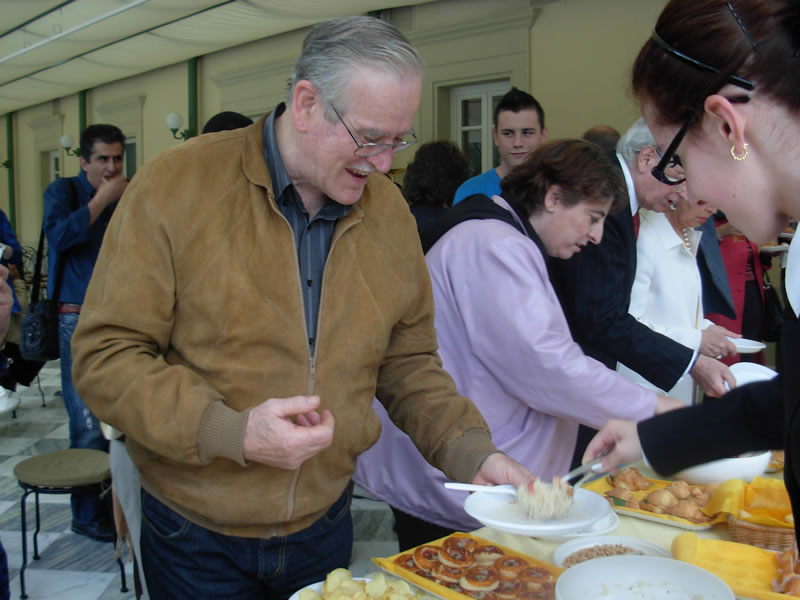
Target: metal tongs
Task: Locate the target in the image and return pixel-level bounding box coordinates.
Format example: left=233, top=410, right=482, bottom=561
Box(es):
left=443, top=451, right=610, bottom=495
left=560, top=452, right=608, bottom=489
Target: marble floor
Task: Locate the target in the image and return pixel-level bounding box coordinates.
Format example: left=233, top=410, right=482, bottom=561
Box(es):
left=0, top=361, right=398, bottom=599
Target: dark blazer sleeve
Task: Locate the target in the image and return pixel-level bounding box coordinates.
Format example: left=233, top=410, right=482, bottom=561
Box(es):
left=549, top=206, right=693, bottom=392
left=638, top=377, right=783, bottom=475
left=697, top=217, right=735, bottom=319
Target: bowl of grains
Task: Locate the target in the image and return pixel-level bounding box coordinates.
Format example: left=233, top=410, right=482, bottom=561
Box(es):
left=552, top=535, right=670, bottom=568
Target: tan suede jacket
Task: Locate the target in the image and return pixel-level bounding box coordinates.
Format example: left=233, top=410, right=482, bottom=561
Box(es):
left=71, top=116, right=496, bottom=538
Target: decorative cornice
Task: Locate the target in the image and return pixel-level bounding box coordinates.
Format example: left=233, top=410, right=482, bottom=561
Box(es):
left=404, top=7, right=537, bottom=47
left=212, top=59, right=295, bottom=90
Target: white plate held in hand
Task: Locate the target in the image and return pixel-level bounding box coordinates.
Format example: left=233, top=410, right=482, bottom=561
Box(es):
left=463, top=487, right=610, bottom=537
left=727, top=337, right=766, bottom=354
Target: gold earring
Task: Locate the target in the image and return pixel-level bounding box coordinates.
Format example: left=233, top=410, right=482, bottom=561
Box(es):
left=730, top=143, right=748, bottom=161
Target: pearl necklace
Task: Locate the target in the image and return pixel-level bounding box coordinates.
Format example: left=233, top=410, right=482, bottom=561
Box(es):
left=681, top=227, right=692, bottom=250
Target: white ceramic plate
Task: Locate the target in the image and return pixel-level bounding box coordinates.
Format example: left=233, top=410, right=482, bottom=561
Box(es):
left=552, top=535, right=670, bottom=568
left=463, top=487, right=611, bottom=537
left=730, top=362, right=778, bottom=386
left=545, top=510, right=619, bottom=541
left=672, top=450, right=771, bottom=484
left=289, top=577, right=369, bottom=600
left=727, top=337, right=766, bottom=354
left=555, top=555, right=734, bottom=600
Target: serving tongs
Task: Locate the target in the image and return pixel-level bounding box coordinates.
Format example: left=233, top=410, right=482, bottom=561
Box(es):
left=443, top=452, right=609, bottom=495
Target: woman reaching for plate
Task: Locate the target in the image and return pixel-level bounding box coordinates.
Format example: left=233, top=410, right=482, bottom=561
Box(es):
left=355, top=139, right=682, bottom=550
left=584, top=0, right=800, bottom=547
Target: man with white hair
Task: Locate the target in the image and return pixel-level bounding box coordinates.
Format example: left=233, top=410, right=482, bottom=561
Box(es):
left=71, top=16, right=532, bottom=599
left=549, top=118, right=735, bottom=465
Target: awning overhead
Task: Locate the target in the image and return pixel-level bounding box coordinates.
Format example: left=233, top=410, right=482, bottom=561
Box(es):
left=0, top=0, right=434, bottom=115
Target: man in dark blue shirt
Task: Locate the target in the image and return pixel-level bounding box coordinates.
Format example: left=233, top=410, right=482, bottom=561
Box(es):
left=43, top=124, right=127, bottom=542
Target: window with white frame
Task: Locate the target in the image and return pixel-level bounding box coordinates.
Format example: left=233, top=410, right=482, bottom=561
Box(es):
left=48, top=149, right=60, bottom=182
left=451, top=81, right=510, bottom=177
left=124, top=136, right=137, bottom=179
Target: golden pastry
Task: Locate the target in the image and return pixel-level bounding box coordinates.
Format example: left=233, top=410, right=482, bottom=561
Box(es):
left=607, top=467, right=653, bottom=491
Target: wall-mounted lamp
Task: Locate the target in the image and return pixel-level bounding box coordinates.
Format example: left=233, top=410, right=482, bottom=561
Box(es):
left=166, top=112, right=193, bottom=141
left=60, top=135, right=80, bottom=157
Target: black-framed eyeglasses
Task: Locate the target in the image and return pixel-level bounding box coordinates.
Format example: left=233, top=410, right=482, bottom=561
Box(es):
left=330, top=105, right=418, bottom=158
left=649, top=1, right=756, bottom=186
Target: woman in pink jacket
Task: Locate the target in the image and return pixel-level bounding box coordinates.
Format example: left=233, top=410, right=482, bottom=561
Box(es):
left=355, top=140, right=681, bottom=550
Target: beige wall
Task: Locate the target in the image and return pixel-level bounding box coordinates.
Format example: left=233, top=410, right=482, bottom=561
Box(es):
left=1, top=0, right=668, bottom=245
left=531, top=0, right=667, bottom=139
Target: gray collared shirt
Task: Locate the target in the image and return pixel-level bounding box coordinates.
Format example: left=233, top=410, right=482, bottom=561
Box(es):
left=262, top=103, right=351, bottom=355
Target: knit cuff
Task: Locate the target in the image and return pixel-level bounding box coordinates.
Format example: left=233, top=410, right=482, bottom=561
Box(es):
left=438, top=428, right=498, bottom=483
left=197, top=400, right=250, bottom=466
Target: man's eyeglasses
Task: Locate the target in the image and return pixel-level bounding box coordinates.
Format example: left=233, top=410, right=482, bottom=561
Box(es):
left=649, top=2, right=756, bottom=187
left=331, top=105, right=418, bottom=158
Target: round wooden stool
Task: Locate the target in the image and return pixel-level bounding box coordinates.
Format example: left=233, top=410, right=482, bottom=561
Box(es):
left=14, top=448, right=128, bottom=599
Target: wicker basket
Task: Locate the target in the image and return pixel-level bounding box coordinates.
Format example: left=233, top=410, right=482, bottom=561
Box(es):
left=727, top=514, right=797, bottom=551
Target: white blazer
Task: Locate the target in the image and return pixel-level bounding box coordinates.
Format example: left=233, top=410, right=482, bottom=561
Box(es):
left=617, top=209, right=711, bottom=405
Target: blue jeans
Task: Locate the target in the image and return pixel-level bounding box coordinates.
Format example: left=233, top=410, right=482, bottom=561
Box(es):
left=59, top=313, right=109, bottom=524
left=141, top=489, right=353, bottom=600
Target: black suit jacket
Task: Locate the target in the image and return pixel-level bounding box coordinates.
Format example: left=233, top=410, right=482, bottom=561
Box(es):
left=548, top=196, right=694, bottom=393
left=697, top=217, right=735, bottom=319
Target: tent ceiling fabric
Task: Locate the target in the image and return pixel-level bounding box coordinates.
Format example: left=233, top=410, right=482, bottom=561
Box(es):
left=0, top=0, right=433, bottom=115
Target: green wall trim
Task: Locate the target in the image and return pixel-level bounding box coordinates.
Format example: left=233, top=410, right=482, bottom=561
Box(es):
left=5, top=113, right=15, bottom=229
left=188, top=57, right=198, bottom=138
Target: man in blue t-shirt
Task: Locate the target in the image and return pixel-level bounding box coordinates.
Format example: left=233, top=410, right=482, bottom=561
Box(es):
left=453, top=88, right=547, bottom=204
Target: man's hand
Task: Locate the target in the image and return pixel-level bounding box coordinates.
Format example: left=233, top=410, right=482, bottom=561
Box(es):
left=0, top=265, right=12, bottom=342
left=690, top=354, right=736, bottom=397
left=582, top=419, right=643, bottom=472
left=89, top=173, right=128, bottom=223
left=472, top=452, right=534, bottom=489
left=654, top=394, right=684, bottom=414
left=243, top=395, right=335, bottom=469
left=699, top=325, right=738, bottom=358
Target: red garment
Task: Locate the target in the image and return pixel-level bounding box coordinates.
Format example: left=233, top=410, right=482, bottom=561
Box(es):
left=706, top=221, right=766, bottom=365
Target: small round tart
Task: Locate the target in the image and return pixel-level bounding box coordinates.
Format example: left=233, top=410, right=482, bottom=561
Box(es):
left=431, top=562, right=464, bottom=583
left=473, top=545, right=505, bottom=566
left=439, top=543, right=474, bottom=568
left=495, top=580, right=522, bottom=600
left=518, top=581, right=555, bottom=599
left=412, top=544, right=441, bottom=572
left=460, top=566, right=500, bottom=592
left=518, top=567, right=554, bottom=590
left=394, top=553, right=416, bottom=571
left=494, top=556, right=529, bottom=580
left=444, top=534, right=479, bottom=555
left=441, top=581, right=464, bottom=592
left=462, top=591, right=498, bottom=600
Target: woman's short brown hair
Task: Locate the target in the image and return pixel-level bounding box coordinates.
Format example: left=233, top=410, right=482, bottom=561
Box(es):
left=500, top=139, right=627, bottom=217
left=632, top=0, right=800, bottom=127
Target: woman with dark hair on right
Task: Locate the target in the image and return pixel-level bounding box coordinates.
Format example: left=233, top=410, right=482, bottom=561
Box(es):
left=584, top=0, right=800, bottom=547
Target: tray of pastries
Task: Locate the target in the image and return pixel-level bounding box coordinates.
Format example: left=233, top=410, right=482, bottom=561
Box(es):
left=373, top=533, right=562, bottom=600
left=582, top=467, right=725, bottom=530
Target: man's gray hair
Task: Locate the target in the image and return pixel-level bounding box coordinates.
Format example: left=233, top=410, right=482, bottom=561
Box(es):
left=289, top=16, right=424, bottom=122
left=616, top=117, right=658, bottom=166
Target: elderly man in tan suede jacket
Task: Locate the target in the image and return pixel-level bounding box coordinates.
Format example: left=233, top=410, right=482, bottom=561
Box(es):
left=71, top=16, right=533, bottom=600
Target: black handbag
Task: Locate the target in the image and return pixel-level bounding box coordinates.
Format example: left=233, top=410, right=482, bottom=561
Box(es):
left=19, top=227, right=62, bottom=361
left=19, top=180, right=75, bottom=362
left=761, top=270, right=784, bottom=343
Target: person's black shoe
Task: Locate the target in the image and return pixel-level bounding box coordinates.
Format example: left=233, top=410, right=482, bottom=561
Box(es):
left=71, top=519, right=115, bottom=543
